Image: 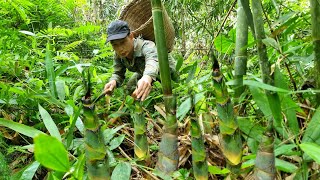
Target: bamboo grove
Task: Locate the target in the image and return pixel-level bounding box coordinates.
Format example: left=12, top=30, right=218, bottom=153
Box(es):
left=0, top=0, right=320, bottom=179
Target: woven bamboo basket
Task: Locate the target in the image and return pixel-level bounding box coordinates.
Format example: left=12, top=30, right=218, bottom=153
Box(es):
left=119, top=0, right=175, bottom=52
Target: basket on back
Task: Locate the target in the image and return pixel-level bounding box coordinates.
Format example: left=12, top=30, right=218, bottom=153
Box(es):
left=119, top=0, right=175, bottom=52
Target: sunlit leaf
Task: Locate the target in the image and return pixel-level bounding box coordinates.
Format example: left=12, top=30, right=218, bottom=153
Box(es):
left=20, top=161, right=40, bottom=180
left=109, top=134, right=125, bottom=150
left=275, top=158, right=298, bottom=173
left=56, top=80, right=66, bottom=101
left=0, top=118, right=44, bottom=138
left=38, top=104, right=61, bottom=141
left=34, top=134, right=70, bottom=172
left=300, top=142, right=320, bottom=164
left=111, top=162, right=131, bottom=180
left=208, top=165, right=230, bottom=175
left=302, top=106, right=320, bottom=144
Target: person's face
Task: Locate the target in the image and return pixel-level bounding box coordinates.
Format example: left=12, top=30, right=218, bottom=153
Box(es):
left=110, top=33, right=134, bottom=59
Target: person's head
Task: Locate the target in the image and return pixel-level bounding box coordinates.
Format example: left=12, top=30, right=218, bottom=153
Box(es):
left=106, top=20, right=134, bottom=59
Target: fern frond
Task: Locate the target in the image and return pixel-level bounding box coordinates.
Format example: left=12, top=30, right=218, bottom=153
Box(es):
left=63, top=40, right=84, bottom=52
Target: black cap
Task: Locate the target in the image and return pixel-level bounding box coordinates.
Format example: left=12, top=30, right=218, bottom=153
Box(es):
left=106, top=20, right=130, bottom=42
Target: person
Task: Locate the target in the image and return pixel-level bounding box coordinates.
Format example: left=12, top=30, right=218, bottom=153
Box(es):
left=104, top=20, right=177, bottom=101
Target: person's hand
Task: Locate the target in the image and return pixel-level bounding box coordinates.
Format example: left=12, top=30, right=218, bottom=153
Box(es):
left=132, top=75, right=152, bottom=101
left=104, top=80, right=117, bottom=93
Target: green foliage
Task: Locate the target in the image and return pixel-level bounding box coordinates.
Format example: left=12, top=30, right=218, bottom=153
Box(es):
left=1, top=0, right=320, bottom=179
left=34, top=134, right=70, bottom=172
left=111, top=162, right=131, bottom=180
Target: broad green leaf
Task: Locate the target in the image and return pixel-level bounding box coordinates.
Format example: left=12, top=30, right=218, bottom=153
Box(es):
left=109, top=134, right=125, bottom=150
left=245, top=80, right=289, bottom=93
left=248, top=86, right=272, bottom=119
left=241, top=159, right=255, bottom=169
left=20, top=161, right=40, bottom=180
left=238, top=117, right=265, bottom=142
left=103, top=124, right=126, bottom=144
left=55, top=80, right=66, bottom=101
left=275, top=66, right=299, bottom=136
left=177, top=92, right=205, bottom=121
left=38, top=104, right=61, bottom=141
left=214, top=34, right=235, bottom=54
left=302, top=106, right=320, bottom=144
left=300, top=142, right=320, bottom=164
left=72, top=154, right=85, bottom=180
left=275, top=158, right=298, bottom=173
left=275, top=144, right=297, bottom=156
left=177, top=97, right=191, bottom=121
left=34, top=134, right=70, bottom=172
left=111, top=162, right=131, bottom=180
left=208, top=165, right=230, bottom=175
left=0, top=118, right=44, bottom=138
left=262, top=37, right=280, bottom=50
left=186, top=61, right=197, bottom=83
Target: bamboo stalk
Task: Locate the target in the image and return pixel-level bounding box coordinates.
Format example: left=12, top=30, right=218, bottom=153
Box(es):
left=151, top=0, right=179, bottom=175
left=251, top=0, right=277, bottom=179
left=310, top=0, right=320, bottom=106
left=191, top=92, right=208, bottom=180
left=234, top=0, right=249, bottom=99
left=254, top=132, right=275, bottom=180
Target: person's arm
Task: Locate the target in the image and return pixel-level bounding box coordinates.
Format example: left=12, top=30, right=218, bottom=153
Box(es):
left=132, top=41, right=159, bottom=101
left=104, top=55, right=126, bottom=92
left=141, top=41, right=159, bottom=81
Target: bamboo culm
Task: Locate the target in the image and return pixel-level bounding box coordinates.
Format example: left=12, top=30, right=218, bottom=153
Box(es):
left=151, top=0, right=179, bottom=175
left=310, top=0, right=320, bottom=105
left=251, top=0, right=277, bottom=179
left=234, top=0, right=249, bottom=99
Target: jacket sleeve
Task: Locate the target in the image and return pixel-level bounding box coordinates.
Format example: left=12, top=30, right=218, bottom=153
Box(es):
left=109, top=55, right=126, bottom=86
left=141, top=41, right=159, bottom=81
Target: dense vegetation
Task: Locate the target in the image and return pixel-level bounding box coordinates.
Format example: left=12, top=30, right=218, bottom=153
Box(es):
left=0, top=0, right=319, bottom=179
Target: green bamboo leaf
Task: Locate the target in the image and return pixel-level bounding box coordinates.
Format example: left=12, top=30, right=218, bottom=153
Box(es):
left=111, top=162, right=131, bottom=180
left=103, top=124, right=126, bottom=144
left=34, top=134, right=70, bottom=172
left=73, top=154, right=85, bottom=180
left=12, top=161, right=40, bottom=180
left=300, top=142, right=320, bottom=164
left=186, top=61, right=197, bottom=83
left=262, top=37, right=280, bottom=50
left=275, top=66, right=299, bottom=136
left=238, top=117, right=265, bottom=142
left=244, top=80, right=289, bottom=93
left=0, top=118, right=44, bottom=138
left=248, top=86, right=272, bottom=118
left=275, top=144, right=297, bottom=156
left=38, top=104, right=61, bottom=141
left=55, top=80, right=66, bottom=101
left=177, top=92, right=205, bottom=120
left=208, top=165, right=230, bottom=175
left=45, top=43, right=57, bottom=98
left=302, top=106, right=320, bottom=144
left=275, top=158, right=298, bottom=173
left=109, top=134, right=125, bottom=150
left=20, top=161, right=40, bottom=180
left=214, top=34, right=235, bottom=54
